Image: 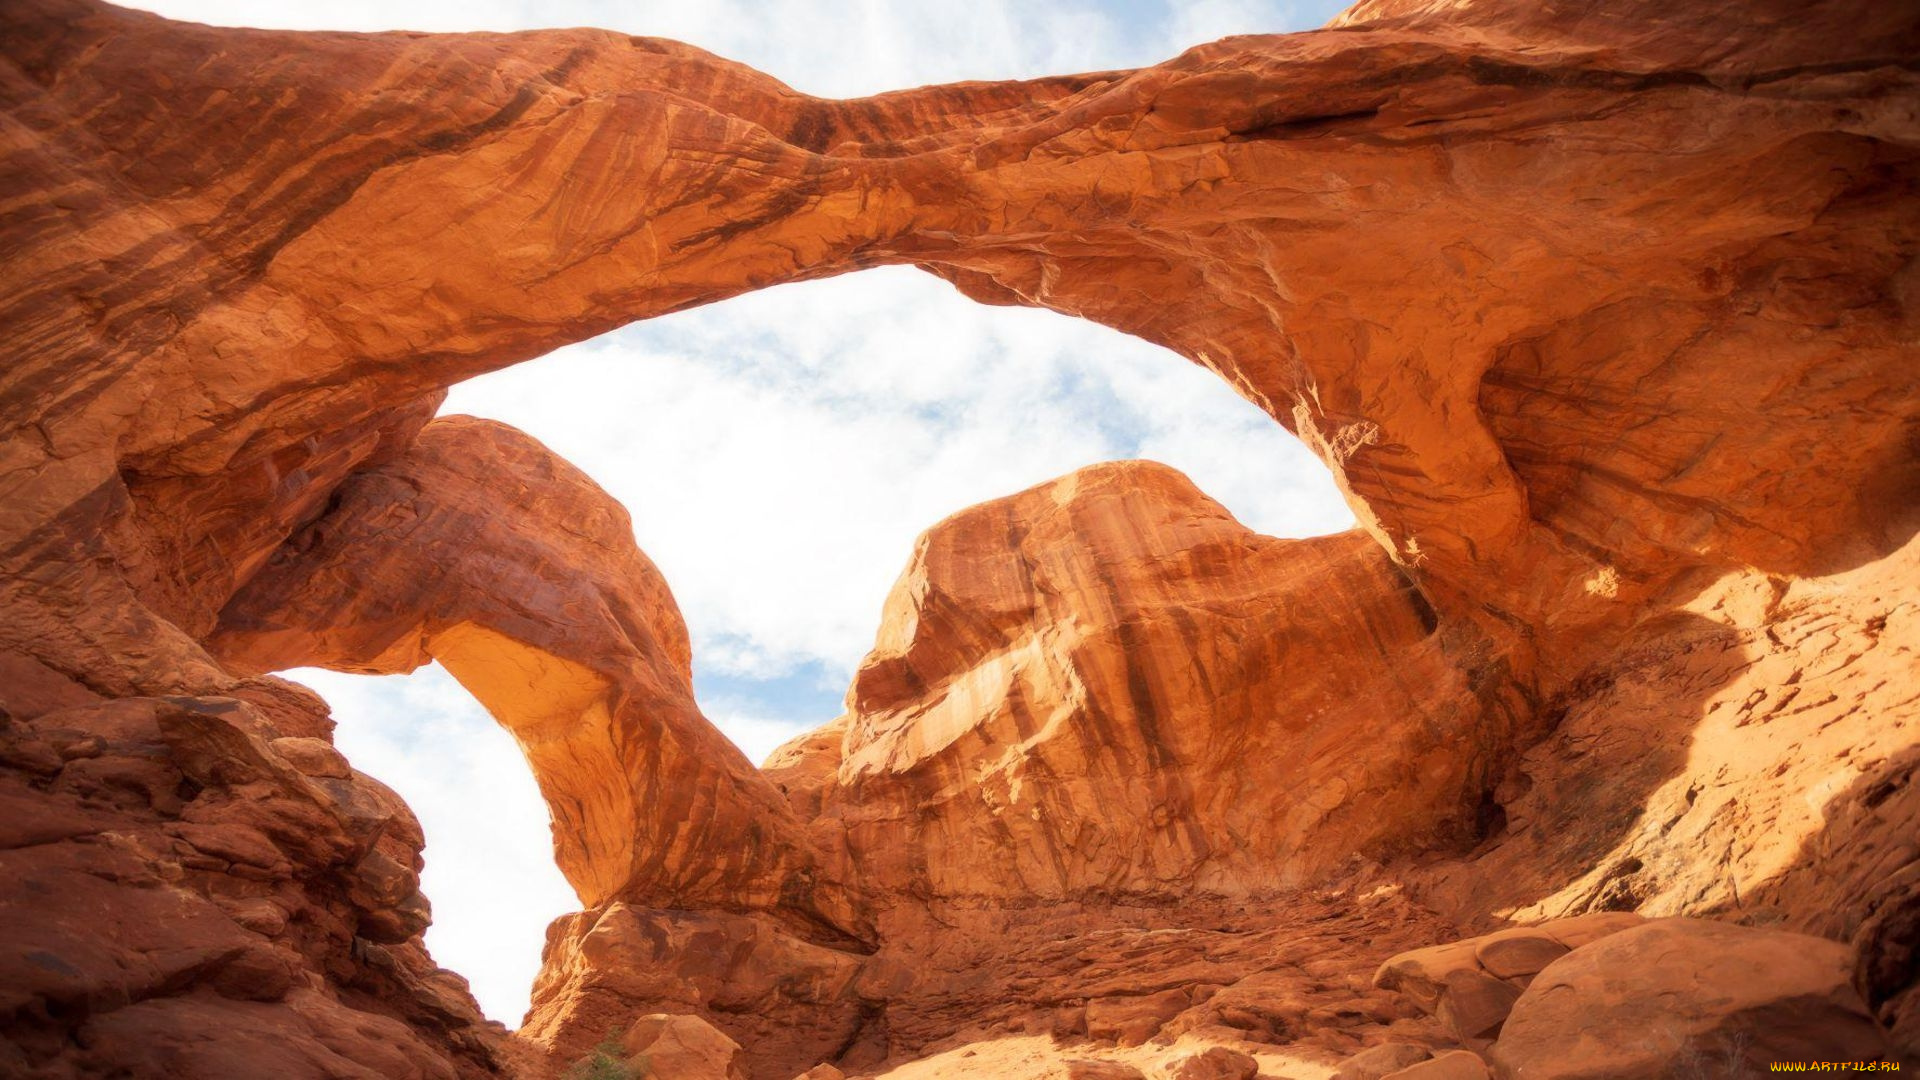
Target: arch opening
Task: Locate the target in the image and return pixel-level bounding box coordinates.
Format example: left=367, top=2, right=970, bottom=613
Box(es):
left=270, top=265, right=1353, bottom=1023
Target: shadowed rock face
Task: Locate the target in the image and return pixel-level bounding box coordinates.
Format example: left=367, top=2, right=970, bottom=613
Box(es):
left=0, top=0, right=1916, bottom=1076
left=207, top=418, right=857, bottom=935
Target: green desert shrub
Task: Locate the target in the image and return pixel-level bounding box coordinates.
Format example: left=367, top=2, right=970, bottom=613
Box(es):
left=561, top=1027, right=646, bottom=1080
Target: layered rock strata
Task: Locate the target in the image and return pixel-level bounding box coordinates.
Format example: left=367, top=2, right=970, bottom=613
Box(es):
left=782, top=461, right=1485, bottom=904
left=0, top=0, right=1916, bottom=1076
left=0, top=668, right=509, bottom=1078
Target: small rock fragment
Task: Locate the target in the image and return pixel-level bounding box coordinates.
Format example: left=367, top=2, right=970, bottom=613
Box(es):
left=1382, top=1050, right=1489, bottom=1080
left=1334, top=1042, right=1434, bottom=1080
left=1158, top=1046, right=1259, bottom=1080
left=1065, top=1061, right=1148, bottom=1080
left=1434, top=968, right=1520, bottom=1042
left=270, top=736, right=352, bottom=779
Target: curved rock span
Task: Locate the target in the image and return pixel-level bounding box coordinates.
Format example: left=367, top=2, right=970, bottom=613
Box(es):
left=208, top=418, right=856, bottom=934
left=0, top=0, right=1916, bottom=1077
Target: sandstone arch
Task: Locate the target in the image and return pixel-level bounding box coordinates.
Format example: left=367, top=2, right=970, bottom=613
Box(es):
left=7, top=0, right=1914, bottom=708
left=2, top=0, right=1917, bottom=1075
left=207, top=416, right=865, bottom=939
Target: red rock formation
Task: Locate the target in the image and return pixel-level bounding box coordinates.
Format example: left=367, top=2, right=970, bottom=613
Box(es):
left=1400, top=528, right=1920, bottom=1052
left=0, top=667, right=511, bottom=1078
left=524, top=905, right=873, bottom=1079
left=0, top=0, right=1916, bottom=1075
left=800, top=461, right=1486, bottom=902
left=527, top=464, right=1486, bottom=1073
left=207, top=416, right=861, bottom=935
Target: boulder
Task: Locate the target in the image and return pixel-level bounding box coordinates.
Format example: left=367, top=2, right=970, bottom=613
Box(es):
left=1375, top=941, right=1484, bottom=1011
left=1376, top=914, right=1646, bottom=1040
left=1087, top=988, right=1191, bottom=1046
left=1471, top=931, right=1567, bottom=980
left=1377, top=916, right=1644, bottom=1005
left=1382, top=1050, right=1489, bottom=1080
left=1489, top=919, right=1900, bottom=1078
left=619, top=1014, right=747, bottom=1080
left=1536, top=913, right=1648, bottom=952
left=1334, top=1043, right=1435, bottom=1080
left=1158, top=1046, right=1259, bottom=1080
left=1434, top=969, right=1520, bottom=1043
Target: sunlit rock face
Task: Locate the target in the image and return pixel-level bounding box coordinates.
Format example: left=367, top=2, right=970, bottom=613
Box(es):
left=0, top=0, right=1916, bottom=1076
left=811, top=461, right=1484, bottom=901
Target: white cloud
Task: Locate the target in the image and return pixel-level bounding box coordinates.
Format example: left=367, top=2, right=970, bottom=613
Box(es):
left=125, top=0, right=1358, bottom=1027
left=114, top=0, right=1125, bottom=94
left=285, top=665, right=577, bottom=1025
left=444, top=268, right=1353, bottom=685
left=1168, top=0, right=1316, bottom=49
left=695, top=696, right=821, bottom=766
left=120, top=1, right=1351, bottom=97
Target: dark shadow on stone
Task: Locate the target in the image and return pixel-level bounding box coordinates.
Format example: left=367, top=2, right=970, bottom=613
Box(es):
left=1402, top=609, right=1751, bottom=924
left=1748, top=746, right=1920, bottom=1058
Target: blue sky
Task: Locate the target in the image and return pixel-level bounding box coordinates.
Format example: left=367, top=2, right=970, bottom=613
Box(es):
left=129, top=0, right=1355, bottom=97
left=135, top=0, right=1355, bottom=1026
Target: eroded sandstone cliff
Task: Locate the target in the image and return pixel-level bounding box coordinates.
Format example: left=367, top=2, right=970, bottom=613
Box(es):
left=1, top=0, right=1916, bottom=1075
left=793, top=462, right=1485, bottom=903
